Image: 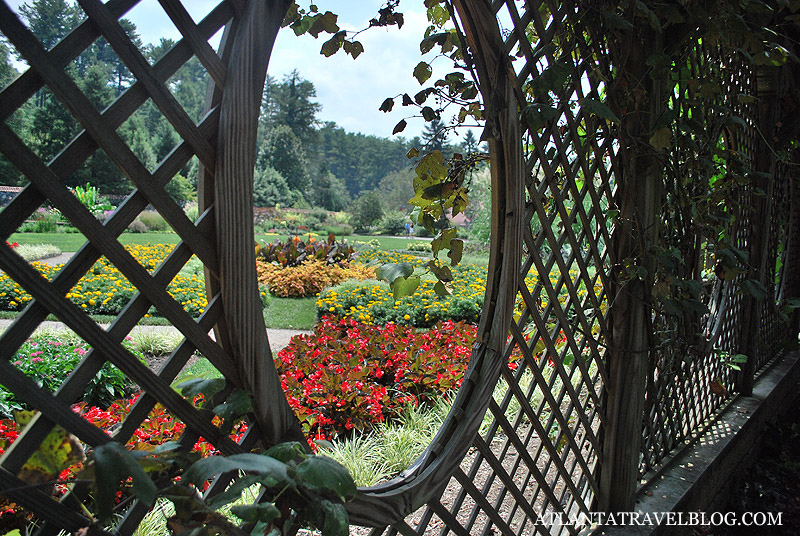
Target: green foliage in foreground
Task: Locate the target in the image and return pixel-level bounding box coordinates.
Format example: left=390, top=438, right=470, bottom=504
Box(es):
left=85, top=439, right=356, bottom=535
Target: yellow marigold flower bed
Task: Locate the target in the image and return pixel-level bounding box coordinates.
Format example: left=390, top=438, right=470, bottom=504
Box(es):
left=317, top=263, right=605, bottom=328
left=0, top=244, right=207, bottom=317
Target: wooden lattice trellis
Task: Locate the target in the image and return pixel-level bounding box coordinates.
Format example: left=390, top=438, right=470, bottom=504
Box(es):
left=0, top=1, right=798, bottom=535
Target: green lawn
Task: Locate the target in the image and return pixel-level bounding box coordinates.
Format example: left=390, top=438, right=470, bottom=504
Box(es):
left=10, top=231, right=418, bottom=253
left=9, top=232, right=181, bottom=251
left=256, top=233, right=425, bottom=252
left=263, top=296, right=317, bottom=330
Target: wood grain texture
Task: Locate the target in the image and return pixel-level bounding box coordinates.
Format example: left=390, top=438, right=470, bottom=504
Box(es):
left=209, top=0, right=304, bottom=445
left=347, top=0, right=524, bottom=524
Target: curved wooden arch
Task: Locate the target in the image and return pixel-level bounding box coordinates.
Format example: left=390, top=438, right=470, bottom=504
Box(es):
left=1, top=1, right=795, bottom=535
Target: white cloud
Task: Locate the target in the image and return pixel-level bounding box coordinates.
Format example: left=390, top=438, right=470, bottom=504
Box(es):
left=4, top=0, right=471, bottom=139
left=268, top=8, right=434, bottom=139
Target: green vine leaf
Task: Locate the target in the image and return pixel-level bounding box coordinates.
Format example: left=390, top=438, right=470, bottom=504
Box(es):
left=522, top=104, right=559, bottom=131
left=212, top=389, right=253, bottom=433
left=379, top=97, right=395, bottom=112
left=413, top=61, right=433, bottom=84
left=426, top=260, right=453, bottom=283
left=178, top=377, right=226, bottom=407
left=433, top=280, right=453, bottom=296
left=391, top=275, right=420, bottom=301
left=92, top=442, right=157, bottom=522
left=321, top=30, right=346, bottom=57
left=14, top=411, right=85, bottom=485
left=230, top=503, right=281, bottom=524
left=183, top=453, right=292, bottom=491
left=296, top=499, right=349, bottom=536
left=649, top=126, right=672, bottom=151
left=342, top=39, right=364, bottom=59
left=448, top=238, right=464, bottom=266
left=375, top=262, right=414, bottom=284
left=264, top=441, right=307, bottom=463
left=580, top=98, right=620, bottom=123
left=294, top=456, right=357, bottom=502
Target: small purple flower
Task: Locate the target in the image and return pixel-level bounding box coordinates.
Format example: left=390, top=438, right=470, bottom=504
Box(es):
left=31, top=351, right=43, bottom=357
left=12, top=360, right=22, bottom=366
left=31, top=357, right=43, bottom=363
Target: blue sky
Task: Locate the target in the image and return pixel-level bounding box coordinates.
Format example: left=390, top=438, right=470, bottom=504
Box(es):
left=5, top=0, right=461, bottom=140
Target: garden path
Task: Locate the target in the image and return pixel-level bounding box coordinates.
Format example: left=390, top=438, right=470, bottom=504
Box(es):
left=9, top=252, right=309, bottom=353
left=0, top=319, right=307, bottom=355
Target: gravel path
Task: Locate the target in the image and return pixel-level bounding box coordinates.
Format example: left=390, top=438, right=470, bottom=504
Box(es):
left=0, top=319, right=307, bottom=354
left=8, top=252, right=309, bottom=354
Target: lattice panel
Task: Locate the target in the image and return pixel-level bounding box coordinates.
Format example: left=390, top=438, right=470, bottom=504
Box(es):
left=637, top=41, right=790, bottom=473
left=1, top=1, right=796, bottom=535
left=753, top=162, right=792, bottom=373
left=0, top=1, right=268, bottom=532
left=633, top=42, right=743, bottom=473
left=357, top=2, right=615, bottom=534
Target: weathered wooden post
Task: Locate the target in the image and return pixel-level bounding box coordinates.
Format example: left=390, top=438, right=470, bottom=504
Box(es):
left=597, top=24, right=666, bottom=513
left=197, top=0, right=304, bottom=445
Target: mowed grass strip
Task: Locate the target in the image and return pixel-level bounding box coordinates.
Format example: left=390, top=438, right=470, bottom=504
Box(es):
left=9, top=232, right=181, bottom=251
left=10, top=232, right=422, bottom=254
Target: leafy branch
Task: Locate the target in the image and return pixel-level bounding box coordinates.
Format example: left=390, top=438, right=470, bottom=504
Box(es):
left=282, top=1, right=406, bottom=60
left=377, top=149, right=487, bottom=300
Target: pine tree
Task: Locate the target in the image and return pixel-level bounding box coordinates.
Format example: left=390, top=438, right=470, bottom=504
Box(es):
left=463, top=129, right=479, bottom=154
left=421, top=118, right=449, bottom=153
left=19, top=0, right=80, bottom=50
left=268, top=70, right=321, bottom=145
left=0, top=41, right=24, bottom=185
left=258, top=124, right=311, bottom=199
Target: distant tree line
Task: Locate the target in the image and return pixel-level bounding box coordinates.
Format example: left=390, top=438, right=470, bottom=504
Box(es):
left=0, top=0, right=483, bottom=212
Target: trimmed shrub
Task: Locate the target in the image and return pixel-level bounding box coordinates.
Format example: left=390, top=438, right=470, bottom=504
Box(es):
left=127, top=219, right=147, bottom=233
left=256, top=259, right=375, bottom=298
left=349, top=191, right=384, bottom=232
left=138, top=210, right=168, bottom=231
left=379, top=211, right=407, bottom=236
